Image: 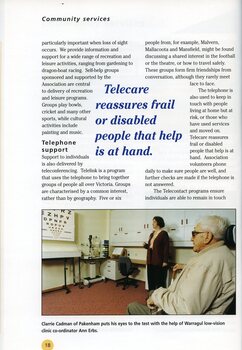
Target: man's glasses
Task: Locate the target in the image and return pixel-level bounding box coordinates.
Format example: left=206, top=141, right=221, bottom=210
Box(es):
left=191, top=231, right=206, bottom=237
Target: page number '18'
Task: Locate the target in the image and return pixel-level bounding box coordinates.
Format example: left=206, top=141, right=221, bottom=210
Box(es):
left=41, top=339, right=54, bottom=350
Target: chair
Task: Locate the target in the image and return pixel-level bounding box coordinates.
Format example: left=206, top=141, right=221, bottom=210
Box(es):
left=223, top=294, right=236, bottom=314
left=116, top=256, right=139, bottom=290
left=223, top=224, right=236, bottom=314
left=224, top=224, right=236, bottom=249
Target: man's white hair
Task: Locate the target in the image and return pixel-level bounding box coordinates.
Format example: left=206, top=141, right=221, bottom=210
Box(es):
left=197, top=215, right=229, bottom=240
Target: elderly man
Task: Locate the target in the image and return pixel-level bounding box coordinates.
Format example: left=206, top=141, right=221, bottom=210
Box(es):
left=127, top=215, right=235, bottom=315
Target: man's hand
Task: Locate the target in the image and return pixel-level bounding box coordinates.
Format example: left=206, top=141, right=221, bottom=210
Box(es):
left=147, top=297, right=157, bottom=309
left=173, top=263, right=185, bottom=272
left=171, top=263, right=185, bottom=280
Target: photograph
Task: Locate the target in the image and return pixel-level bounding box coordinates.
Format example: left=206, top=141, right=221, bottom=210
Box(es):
left=42, top=209, right=236, bottom=315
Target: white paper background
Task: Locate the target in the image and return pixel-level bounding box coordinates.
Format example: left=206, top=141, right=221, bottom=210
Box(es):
left=1, top=0, right=241, bottom=349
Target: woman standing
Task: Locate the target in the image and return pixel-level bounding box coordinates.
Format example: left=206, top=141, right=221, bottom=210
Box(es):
left=144, top=216, right=169, bottom=292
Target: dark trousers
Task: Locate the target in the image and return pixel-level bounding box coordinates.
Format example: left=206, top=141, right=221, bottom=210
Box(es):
left=147, top=265, right=167, bottom=291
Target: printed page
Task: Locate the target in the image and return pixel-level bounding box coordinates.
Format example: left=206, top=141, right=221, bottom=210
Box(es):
left=1, top=0, right=241, bottom=349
